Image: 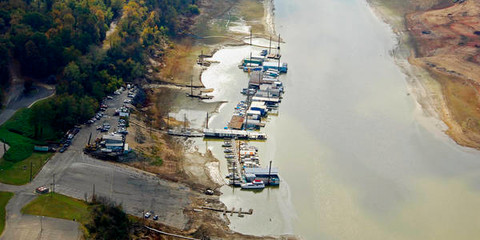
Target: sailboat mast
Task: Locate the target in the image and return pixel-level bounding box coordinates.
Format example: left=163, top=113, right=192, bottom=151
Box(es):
left=269, top=36, right=272, bottom=54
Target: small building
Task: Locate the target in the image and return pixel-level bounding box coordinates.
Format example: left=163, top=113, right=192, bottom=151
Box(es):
left=103, top=134, right=123, bottom=144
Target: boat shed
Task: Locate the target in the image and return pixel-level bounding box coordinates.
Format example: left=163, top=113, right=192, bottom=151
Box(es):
left=244, top=167, right=280, bottom=185
left=263, top=61, right=288, bottom=73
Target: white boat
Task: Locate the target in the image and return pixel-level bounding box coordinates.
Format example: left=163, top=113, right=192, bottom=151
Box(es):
left=241, top=180, right=265, bottom=190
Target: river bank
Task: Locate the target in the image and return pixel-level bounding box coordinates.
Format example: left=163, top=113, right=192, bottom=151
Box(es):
left=129, top=0, right=298, bottom=238
left=366, top=0, right=480, bottom=150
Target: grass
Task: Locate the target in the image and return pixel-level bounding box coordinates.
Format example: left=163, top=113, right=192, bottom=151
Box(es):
left=0, top=192, right=14, bottom=236
left=0, top=128, right=36, bottom=162
left=21, top=193, right=90, bottom=224
left=0, top=152, right=53, bottom=185
left=0, top=99, right=60, bottom=184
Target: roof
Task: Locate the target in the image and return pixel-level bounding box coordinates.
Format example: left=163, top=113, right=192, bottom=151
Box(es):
left=228, top=115, right=244, bottom=130
left=252, top=96, right=281, bottom=103
left=103, top=134, right=123, bottom=141
left=262, top=61, right=285, bottom=67
left=245, top=167, right=279, bottom=175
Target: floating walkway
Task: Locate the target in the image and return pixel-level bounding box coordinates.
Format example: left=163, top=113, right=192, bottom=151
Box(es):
left=203, top=128, right=267, bottom=140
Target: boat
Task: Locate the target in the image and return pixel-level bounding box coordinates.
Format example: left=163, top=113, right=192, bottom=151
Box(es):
left=224, top=148, right=233, bottom=153
left=225, top=154, right=235, bottom=159
left=222, top=142, right=232, bottom=147
left=225, top=172, right=240, bottom=180
left=241, top=180, right=265, bottom=190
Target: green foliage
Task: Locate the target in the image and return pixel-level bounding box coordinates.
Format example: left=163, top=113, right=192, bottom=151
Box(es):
left=188, top=4, right=200, bottom=15
left=86, top=198, right=130, bottom=240
left=0, top=192, right=14, bottom=235
left=0, top=152, right=53, bottom=185
left=0, top=128, right=35, bottom=162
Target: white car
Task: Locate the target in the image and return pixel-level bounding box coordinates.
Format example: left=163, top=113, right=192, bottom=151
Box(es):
left=144, top=212, right=151, bottom=218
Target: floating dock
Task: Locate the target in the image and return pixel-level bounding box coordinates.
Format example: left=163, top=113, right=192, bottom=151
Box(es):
left=203, top=129, right=267, bottom=140
left=167, top=130, right=204, bottom=138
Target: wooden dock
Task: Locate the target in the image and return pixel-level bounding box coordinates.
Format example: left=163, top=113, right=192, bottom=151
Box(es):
left=200, top=206, right=253, bottom=217
left=167, top=130, right=204, bottom=138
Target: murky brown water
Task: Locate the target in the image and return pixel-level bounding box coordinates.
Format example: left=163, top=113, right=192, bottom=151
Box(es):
left=197, top=0, right=480, bottom=239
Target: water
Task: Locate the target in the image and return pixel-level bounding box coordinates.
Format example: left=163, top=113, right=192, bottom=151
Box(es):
left=199, top=0, right=480, bottom=239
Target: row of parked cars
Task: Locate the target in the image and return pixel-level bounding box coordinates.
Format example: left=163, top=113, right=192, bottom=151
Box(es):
left=59, top=126, right=81, bottom=153
left=144, top=211, right=158, bottom=220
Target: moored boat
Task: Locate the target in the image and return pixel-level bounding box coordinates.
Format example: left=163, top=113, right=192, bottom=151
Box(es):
left=241, top=180, right=265, bottom=190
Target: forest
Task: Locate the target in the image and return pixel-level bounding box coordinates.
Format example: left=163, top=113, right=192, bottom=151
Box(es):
left=0, top=0, right=199, bottom=136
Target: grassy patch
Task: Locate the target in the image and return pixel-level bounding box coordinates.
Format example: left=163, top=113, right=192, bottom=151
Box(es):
left=0, top=152, right=53, bottom=185
left=236, top=0, right=265, bottom=33
left=0, top=101, right=59, bottom=163
left=151, top=156, right=163, bottom=166
left=0, top=192, right=14, bottom=236
left=0, top=128, right=35, bottom=162
left=2, top=107, right=58, bottom=141
left=22, top=193, right=90, bottom=224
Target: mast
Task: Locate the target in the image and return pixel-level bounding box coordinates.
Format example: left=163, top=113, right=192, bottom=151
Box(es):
left=190, top=77, right=193, bottom=96
left=268, top=160, right=272, bottom=185
left=183, top=114, right=187, bottom=132
left=277, top=34, right=281, bottom=69
left=206, top=112, right=208, bottom=129
left=249, top=29, right=253, bottom=67
left=269, top=36, right=272, bottom=54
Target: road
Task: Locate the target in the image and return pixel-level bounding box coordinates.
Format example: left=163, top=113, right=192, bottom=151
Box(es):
left=0, top=89, right=196, bottom=240
left=0, top=83, right=55, bottom=126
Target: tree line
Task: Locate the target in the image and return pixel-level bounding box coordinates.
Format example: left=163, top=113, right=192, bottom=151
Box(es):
left=0, top=0, right=199, bottom=136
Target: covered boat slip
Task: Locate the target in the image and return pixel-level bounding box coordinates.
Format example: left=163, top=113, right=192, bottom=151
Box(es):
left=244, top=167, right=280, bottom=186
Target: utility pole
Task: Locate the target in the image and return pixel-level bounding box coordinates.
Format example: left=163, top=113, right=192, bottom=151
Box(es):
left=29, top=161, right=33, bottom=182
left=53, top=173, right=55, bottom=194
left=92, top=184, right=96, bottom=203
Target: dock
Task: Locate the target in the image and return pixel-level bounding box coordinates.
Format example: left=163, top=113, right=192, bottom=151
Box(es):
left=167, top=130, right=204, bottom=138
left=200, top=206, right=253, bottom=217
left=186, top=92, right=214, bottom=99
left=203, top=128, right=267, bottom=140
left=228, top=115, right=245, bottom=130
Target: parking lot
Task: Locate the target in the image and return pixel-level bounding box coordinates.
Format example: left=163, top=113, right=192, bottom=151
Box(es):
left=1, top=86, right=196, bottom=239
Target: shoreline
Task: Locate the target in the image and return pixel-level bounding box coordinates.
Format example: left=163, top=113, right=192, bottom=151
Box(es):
left=365, top=0, right=462, bottom=146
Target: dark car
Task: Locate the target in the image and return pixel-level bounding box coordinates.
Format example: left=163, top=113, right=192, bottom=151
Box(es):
left=153, top=215, right=158, bottom=220
left=59, top=147, right=66, bottom=153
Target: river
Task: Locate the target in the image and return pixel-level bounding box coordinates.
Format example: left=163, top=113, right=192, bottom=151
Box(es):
left=198, top=0, right=480, bottom=239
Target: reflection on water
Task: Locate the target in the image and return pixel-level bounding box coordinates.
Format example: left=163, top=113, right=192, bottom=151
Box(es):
left=198, top=0, right=480, bottom=239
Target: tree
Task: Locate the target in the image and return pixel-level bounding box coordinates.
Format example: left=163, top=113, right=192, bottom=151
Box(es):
left=30, top=100, right=53, bottom=139
left=86, top=198, right=130, bottom=240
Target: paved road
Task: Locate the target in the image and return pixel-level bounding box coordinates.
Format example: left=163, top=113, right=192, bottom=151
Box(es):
left=1, top=89, right=195, bottom=239
left=0, top=83, right=55, bottom=126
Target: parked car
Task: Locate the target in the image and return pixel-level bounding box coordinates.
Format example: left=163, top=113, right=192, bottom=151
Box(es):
left=144, top=212, right=151, bottom=218
left=59, top=147, right=66, bottom=153
left=153, top=215, right=158, bottom=220
left=107, top=96, right=113, bottom=100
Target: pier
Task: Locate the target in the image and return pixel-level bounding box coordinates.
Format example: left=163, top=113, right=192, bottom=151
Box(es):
left=200, top=206, right=254, bottom=217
